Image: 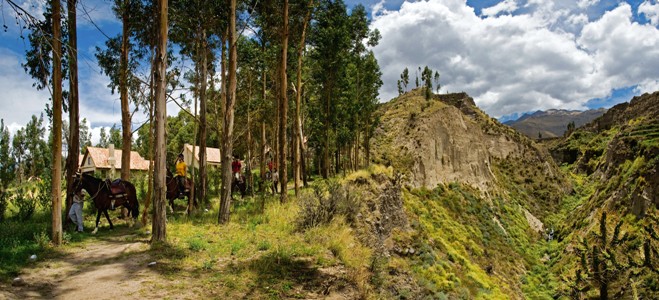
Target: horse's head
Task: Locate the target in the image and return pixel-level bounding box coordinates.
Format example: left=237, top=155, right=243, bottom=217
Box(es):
left=71, top=173, right=83, bottom=193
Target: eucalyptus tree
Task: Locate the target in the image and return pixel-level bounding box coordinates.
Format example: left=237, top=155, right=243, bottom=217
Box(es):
left=62, top=0, right=80, bottom=223
left=219, top=0, right=238, bottom=224
left=0, top=120, right=12, bottom=221
left=308, top=0, right=381, bottom=177
left=170, top=0, right=225, bottom=207
left=95, top=0, right=152, bottom=182
left=278, top=0, right=290, bottom=203
left=309, top=0, right=352, bottom=178
left=292, top=0, right=314, bottom=195
left=152, top=0, right=169, bottom=242
left=51, top=0, right=63, bottom=246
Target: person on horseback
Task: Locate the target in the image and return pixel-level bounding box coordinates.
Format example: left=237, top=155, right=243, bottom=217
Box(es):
left=68, top=189, right=85, bottom=232
left=175, top=153, right=187, bottom=196
left=232, top=156, right=242, bottom=183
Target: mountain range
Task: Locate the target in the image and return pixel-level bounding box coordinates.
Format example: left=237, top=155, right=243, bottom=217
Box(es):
left=504, top=108, right=607, bottom=138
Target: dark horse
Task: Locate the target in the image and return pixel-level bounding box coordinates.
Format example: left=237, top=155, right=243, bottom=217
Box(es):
left=166, top=170, right=195, bottom=213
left=73, top=173, right=140, bottom=234
left=232, top=174, right=247, bottom=199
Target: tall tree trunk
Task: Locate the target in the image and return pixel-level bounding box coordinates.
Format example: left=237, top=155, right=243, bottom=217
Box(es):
left=260, top=55, right=267, bottom=182
left=217, top=30, right=227, bottom=166
left=64, top=0, right=79, bottom=227
left=322, top=87, right=330, bottom=179
left=120, top=0, right=131, bottom=181
left=190, top=69, right=197, bottom=213
left=364, top=118, right=370, bottom=166
left=51, top=0, right=63, bottom=246
left=279, top=0, right=289, bottom=203
left=197, top=30, right=208, bottom=211
left=142, top=87, right=154, bottom=226
left=260, top=121, right=266, bottom=182
left=152, top=0, right=169, bottom=242
left=294, top=2, right=311, bottom=196
left=219, top=0, right=237, bottom=224
left=246, top=73, right=253, bottom=196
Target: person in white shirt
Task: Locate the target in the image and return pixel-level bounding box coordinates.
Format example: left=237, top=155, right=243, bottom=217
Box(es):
left=68, top=190, right=85, bottom=232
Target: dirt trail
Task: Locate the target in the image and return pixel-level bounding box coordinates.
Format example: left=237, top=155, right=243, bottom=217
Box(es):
left=0, top=234, right=162, bottom=300
left=0, top=232, right=358, bottom=300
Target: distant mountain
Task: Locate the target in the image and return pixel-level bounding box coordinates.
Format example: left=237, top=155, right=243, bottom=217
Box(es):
left=504, top=108, right=607, bottom=138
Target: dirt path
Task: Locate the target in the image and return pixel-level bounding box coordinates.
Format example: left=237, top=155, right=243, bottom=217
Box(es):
left=0, top=234, right=163, bottom=300
left=0, top=228, right=359, bottom=300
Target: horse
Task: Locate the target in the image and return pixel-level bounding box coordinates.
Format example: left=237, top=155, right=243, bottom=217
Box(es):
left=232, top=173, right=247, bottom=199
left=166, top=170, right=195, bottom=213
left=72, top=173, right=140, bottom=234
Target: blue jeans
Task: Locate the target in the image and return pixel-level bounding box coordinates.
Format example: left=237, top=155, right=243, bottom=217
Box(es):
left=68, top=202, right=83, bottom=232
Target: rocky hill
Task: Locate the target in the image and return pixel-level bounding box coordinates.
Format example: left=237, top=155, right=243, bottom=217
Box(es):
left=504, top=108, right=607, bottom=139
left=361, top=88, right=569, bottom=298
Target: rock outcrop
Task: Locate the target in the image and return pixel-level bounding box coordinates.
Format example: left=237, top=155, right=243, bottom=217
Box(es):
left=371, top=88, right=560, bottom=193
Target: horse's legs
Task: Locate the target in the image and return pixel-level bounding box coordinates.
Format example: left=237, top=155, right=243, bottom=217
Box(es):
left=93, top=210, right=102, bottom=234
left=104, top=209, right=114, bottom=230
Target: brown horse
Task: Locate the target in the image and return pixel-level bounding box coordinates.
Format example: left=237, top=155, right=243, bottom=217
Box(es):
left=166, top=170, right=195, bottom=213
left=73, top=173, right=140, bottom=234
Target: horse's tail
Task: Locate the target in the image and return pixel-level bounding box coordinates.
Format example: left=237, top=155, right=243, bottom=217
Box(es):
left=124, top=181, right=140, bottom=219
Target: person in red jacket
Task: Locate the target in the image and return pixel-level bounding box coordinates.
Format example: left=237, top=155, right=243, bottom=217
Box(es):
left=232, top=156, right=242, bottom=182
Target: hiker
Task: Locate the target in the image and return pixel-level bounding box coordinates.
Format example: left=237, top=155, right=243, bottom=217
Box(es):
left=271, top=168, right=279, bottom=194
left=68, top=190, right=85, bottom=232
left=175, top=153, right=187, bottom=195
left=232, top=156, right=242, bottom=183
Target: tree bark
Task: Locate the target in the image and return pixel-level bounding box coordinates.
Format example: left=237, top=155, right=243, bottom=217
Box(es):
left=219, top=0, right=237, bottom=224
left=246, top=72, right=253, bottom=196
left=120, top=0, right=131, bottom=181
left=52, top=0, right=63, bottom=246
left=152, top=0, right=169, bottom=242
left=294, top=2, right=311, bottom=197
left=259, top=57, right=267, bottom=182
left=279, top=0, right=289, bottom=203
left=197, top=29, right=208, bottom=211
left=64, top=0, right=79, bottom=227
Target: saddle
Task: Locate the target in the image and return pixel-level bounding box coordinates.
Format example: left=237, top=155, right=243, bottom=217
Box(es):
left=106, top=179, right=127, bottom=198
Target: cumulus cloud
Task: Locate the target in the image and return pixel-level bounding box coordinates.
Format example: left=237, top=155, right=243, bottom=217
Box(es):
left=370, top=0, right=659, bottom=117
left=0, top=47, right=50, bottom=132
left=577, top=0, right=601, bottom=9
left=639, top=1, right=659, bottom=26
left=482, top=0, right=519, bottom=17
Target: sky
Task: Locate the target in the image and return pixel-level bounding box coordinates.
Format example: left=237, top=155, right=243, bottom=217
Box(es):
left=1, top=0, right=659, bottom=142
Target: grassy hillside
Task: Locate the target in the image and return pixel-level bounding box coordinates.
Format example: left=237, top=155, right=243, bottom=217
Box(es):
left=547, top=91, right=659, bottom=299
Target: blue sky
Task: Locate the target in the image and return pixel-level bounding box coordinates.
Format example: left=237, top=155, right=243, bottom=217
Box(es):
left=1, top=0, right=659, bottom=142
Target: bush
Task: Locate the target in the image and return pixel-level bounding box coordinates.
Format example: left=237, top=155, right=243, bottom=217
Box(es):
left=0, top=190, right=7, bottom=222
left=297, top=179, right=358, bottom=230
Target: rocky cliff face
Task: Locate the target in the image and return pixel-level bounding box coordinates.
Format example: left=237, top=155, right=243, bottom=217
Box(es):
left=371, top=89, right=561, bottom=195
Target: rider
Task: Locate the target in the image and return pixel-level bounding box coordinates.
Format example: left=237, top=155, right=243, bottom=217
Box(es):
left=232, top=156, right=242, bottom=182
left=175, top=153, right=187, bottom=195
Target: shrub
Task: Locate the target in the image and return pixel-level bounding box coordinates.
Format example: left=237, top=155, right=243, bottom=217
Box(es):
left=297, top=179, right=358, bottom=230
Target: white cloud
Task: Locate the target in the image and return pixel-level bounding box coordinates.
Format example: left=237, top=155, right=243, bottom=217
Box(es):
left=371, top=0, right=659, bottom=117
left=0, top=47, right=50, bottom=130
left=639, top=1, right=659, bottom=26
left=577, top=0, right=600, bottom=9
left=482, top=0, right=518, bottom=17
left=567, top=13, right=589, bottom=26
